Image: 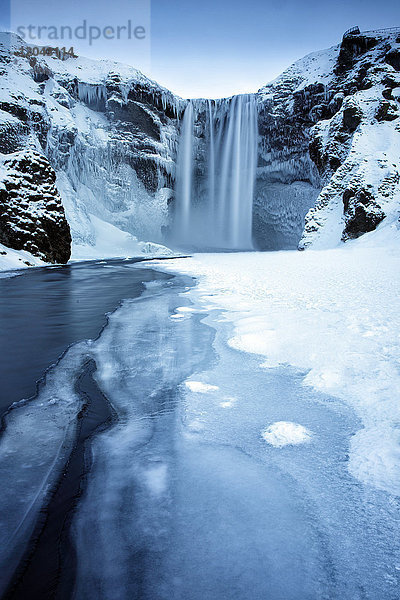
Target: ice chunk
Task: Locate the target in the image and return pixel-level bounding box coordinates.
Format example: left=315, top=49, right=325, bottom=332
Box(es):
left=220, top=396, right=237, bottom=408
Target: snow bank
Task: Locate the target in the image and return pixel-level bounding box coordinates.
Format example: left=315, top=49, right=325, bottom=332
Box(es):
left=157, top=225, right=400, bottom=495
left=0, top=219, right=174, bottom=273
left=70, top=214, right=174, bottom=261
left=0, top=242, right=47, bottom=274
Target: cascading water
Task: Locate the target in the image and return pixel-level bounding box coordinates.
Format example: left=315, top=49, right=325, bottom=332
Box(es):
left=174, top=102, right=194, bottom=240
left=173, top=94, right=258, bottom=249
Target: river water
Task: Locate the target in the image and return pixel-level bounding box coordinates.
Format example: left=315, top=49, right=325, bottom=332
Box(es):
left=0, top=258, right=399, bottom=600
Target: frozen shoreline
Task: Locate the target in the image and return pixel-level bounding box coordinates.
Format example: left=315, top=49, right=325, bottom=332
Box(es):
left=1, top=248, right=400, bottom=597
left=155, top=224, right=400, bottom=496
left=0, top=239, right=181, bottom=278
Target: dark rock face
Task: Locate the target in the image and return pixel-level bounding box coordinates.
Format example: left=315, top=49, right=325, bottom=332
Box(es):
left=343, top=105, right=362, bottom=131
left=0, top=38, right=72, bottom=263
left=342, top=188, right=385, bottom=239
left=107, top=98, right=161, bottom=141
left=335, top=35, right=377, bottom=75
left=0, top=112, right=29, bottom=154
left=308, top=121, right=352, bottom=179
left=0, top=151, right=71, bottom=263
left=375, top=100, right=399, bottom=121
left=385, top=49, right=400, bottom=72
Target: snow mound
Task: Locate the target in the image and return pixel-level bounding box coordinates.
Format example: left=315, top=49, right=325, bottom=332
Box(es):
left=70, top=215, right=173, bottom=261
left=262, top=422, right=312, bottom=447
left=0, top=242, right=47, bottom=274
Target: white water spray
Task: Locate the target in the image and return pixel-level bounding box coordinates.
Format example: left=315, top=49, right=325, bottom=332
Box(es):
left=174, top=94, right=258, bottom=249
left=174, top=102, right=194, bottom=237
left=207, top=99, right=216, bottom=227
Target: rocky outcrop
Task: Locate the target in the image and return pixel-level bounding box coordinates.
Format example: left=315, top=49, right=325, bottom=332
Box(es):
left=0, top=150, right=71, bottom=262
left=296, top=30, right=400, bottom=248
left=342, top=187, right=385, bottom=239
left=375, top=100, right=399, bottom=121
left=256, top=28, right=400, bottom=250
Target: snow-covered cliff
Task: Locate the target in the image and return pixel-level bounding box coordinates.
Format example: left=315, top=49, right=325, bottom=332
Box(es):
left=256, top=28, right=400, bottom=250
left=1, top=27, right=400, bottom=264
left=0, top=32, right=181, bottom=263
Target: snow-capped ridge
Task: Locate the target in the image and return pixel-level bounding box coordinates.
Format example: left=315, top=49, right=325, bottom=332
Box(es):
left=256, top=27, right=400, bottom=249
left=1, top=27, right=400, bottom=260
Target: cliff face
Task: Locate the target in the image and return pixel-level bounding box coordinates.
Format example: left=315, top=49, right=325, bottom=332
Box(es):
left=302, top=31, right=400, bottom=248
left=0, top=33, right=181, bottom=262
left=257, top=28, right=400, bottom=250
left=255, top=54, right=328, bottom=249
left=1, top=29, right=400, bottom=263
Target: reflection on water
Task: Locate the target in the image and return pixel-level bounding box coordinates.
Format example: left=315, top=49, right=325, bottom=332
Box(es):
left=0, top=259, right=170, bottom=414
left=0, top=260, right=203, bottom=599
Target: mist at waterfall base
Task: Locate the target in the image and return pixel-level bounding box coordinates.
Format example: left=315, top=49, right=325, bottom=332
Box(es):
left=170, top=94, right=258, bottom=251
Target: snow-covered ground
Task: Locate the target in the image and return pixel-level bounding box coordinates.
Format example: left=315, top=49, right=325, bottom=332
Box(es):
left=157, top=222, right=400, bottom=497
left=0, top=242, right=46, bottom=273
left=2, top=236, right=400, bottom=597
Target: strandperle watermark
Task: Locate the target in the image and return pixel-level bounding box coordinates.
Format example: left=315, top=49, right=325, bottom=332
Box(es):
left=11, top=0, right=151, bottom=70
left=16, top=20, right=146, bottom=46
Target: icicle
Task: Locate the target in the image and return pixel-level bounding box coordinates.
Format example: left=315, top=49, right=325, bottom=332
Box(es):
left=77, top=82, right=107, bottom=110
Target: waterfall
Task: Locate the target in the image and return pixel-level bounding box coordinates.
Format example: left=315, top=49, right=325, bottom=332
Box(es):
left=207, top=99, right=216, bottom=229
left=173, top=94, right=258, bottom=250
left=174, top=102, right=194, bottom=241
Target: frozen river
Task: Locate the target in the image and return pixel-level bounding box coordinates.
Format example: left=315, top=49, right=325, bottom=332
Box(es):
left=0, top=257, right=399, bottom=599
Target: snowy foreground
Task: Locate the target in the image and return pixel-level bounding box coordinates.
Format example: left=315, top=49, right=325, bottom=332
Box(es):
left=2, top=229, right=400, bottom=598
left=157, top=224, right=400, bottom=497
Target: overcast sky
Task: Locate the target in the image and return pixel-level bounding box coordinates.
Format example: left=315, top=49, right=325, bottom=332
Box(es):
left=1, top=0, right=400, bottom=98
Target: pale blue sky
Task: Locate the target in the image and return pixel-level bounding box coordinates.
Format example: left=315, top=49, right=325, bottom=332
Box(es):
left=1, top=0, right=399, bottom=98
